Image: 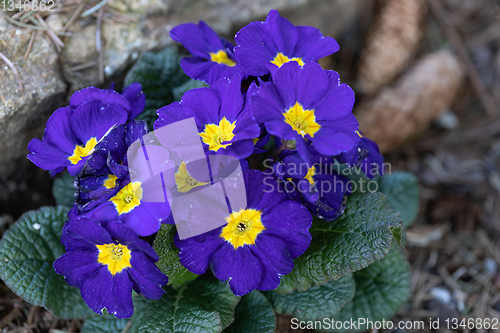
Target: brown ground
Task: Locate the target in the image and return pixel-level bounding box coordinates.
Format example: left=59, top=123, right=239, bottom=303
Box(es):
left=1, top=0, right=500, bottom=332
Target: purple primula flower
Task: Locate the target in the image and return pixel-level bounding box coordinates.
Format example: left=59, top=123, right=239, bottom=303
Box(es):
left=171, top=21, right=246, bottom=84
left=27, top=84, right=146, bottom=176
left=76, top=120, right=150, bottom=208
left=338, top=132, right=385, bottom=179
left=70, top=83, right=146, bottom=121
left=81, top=144, right=174, bottom=237
left=302, top=171, right=349, bottom=221
left=27, top=105, right=127, bottom=177
left=234, top=9, right=339, bottom=76
left=274, top=150, right=320, bottom=204
left=174, top=170, right=312, bottom=296
left=274, top=146, right=349, bottom=221
left=155, top=75, right=260, bottom=159
left=54, top=216, right=168, bottom=319
left=251, top=61, right=359, bottom=164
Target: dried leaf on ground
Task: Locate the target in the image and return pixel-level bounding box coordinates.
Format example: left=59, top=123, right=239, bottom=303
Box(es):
left=357, top=0, right=426, bottom=95
left=356, top=49, right=465, bottom=153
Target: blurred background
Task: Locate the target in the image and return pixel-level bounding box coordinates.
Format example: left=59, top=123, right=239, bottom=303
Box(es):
left=0, top=0, right=499, bottom=332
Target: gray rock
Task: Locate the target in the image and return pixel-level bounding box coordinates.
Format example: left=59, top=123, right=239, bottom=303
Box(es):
left=0, top=17, right=66, bottom=177
left=1, top=0, right=362, bottom=177
left=61, top=0, right=363, bottom=91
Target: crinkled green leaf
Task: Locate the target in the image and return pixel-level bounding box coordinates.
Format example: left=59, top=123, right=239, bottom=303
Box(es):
left=130, top=276, right=240, bottom=333
left=0, top=206, right=93, bottom=319
left=277, top=192, right=406, bottom=293
left=52, top=171, right=76, bottom=207
left=153, top=224, right=198, bottom=288
left=124, top=47, right=196, bottom=128
left=226, top=291, right=276, bottom=333
left=267, top=274, right=355, bottom=320
left=378, top=171, right=419, bottom=227
left=326, top=249, right=411, bottom=332
left=81, top=314, right=129, bottom=333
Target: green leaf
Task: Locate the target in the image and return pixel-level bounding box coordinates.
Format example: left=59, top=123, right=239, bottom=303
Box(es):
left=130, top=276, right=240, bottom=333
left=52, top=171, right=75, bottom=207
left=124, top=47, right=193, bottom=128
left=153, top=224, right=199, bottom=288
left=267, top=274, right=355, bottom=320
left=378, top=171, right=419, bottom=227
left=81, top=314, right=129, bottom=333
left=226, top=291, right=276, bottom=333
left=277, top=192, right=406, bottom=293
left=326, top=249, right=411, bottom=332
left=172, top=78, right=208, bottom=101
left=0, top=206, right=93, bottom=319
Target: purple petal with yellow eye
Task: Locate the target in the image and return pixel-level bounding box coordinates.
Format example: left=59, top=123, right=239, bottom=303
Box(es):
left=171, top=21, right=246, bottom=84
left=250, top=61, right=359, bottom=162
left=174, top=170, right=312, bottom=296
left=155, top=76, right=258, bottom=159
left=54, top=216, right=167, bottom=319
left=235, top=10, right=339, bottom=76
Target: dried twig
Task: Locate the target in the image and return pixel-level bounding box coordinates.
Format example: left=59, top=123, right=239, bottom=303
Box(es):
left=8, top=324, right=37, bottom=333
left=35, top=13, right=64, bottom=52
left=2, top=13, right=47, bottom=30
left=121, top=320, right=132, bottom=333
left=61, top=0, right=87, bottom=33
left=81, top=0, right=109, bottom=17
left=24, top=30, right=37, bottom=60
left=428, top=0, right=497, bottom=116
left=69, top=60, right=98, bottom=72
left=0, top=52, right=23, bottom=91
left=26, top=305, right=37, bottom=326
left=96, top=8, right=105, bottom=83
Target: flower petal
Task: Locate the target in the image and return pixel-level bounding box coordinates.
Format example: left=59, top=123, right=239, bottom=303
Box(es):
left=80, top=267, right=134, bottom=319
left=54, top=250, right=101, bottom=288
left=294, top=25, right=339, bottom=61
left=211, top=244, right=263, bottom=296
left=70, top=101, right=128, bottom=143
left=121, top=83, right=146, bottom=119
left=128, top=252, right=167, bottom=299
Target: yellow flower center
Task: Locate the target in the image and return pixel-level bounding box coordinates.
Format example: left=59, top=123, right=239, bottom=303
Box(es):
left=209, top=50, right=236, bottom=67
left=283, top=102, right=321, bottom=138
left=96, top=243, right=132, bottom=275
left=356, top=130, right=363, bottom=138
left=110, top=181, right=143, bottom=215
left=304, top=166, right=316, bottom=186
left=68, top=137, right=98, bottom=165
left=199, top=117, right=236, bottom=152
left=220, top=209, right=265, bottom=248
left=103, top=174, right=118, bottom=189
left=271, top=53, right=305, bottom=68
left=175, top=161, right=208, bottom=193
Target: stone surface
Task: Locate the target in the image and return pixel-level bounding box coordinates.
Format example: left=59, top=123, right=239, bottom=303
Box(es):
left=61, top=0, right=362, bottom=91
left=0, top=17, right=66, bottom=177
left=0, top=0, right=362, bottom=177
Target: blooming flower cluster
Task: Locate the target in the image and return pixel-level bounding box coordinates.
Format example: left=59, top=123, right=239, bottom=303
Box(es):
left=27, top=10, right=384, bottom=318
left=29, top=85, right=171, bottom=318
